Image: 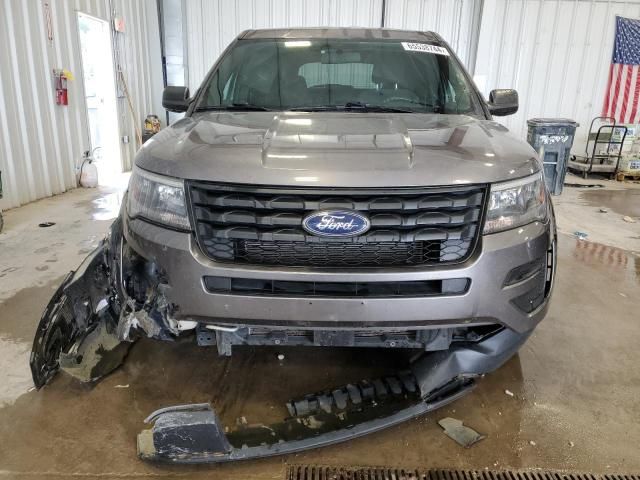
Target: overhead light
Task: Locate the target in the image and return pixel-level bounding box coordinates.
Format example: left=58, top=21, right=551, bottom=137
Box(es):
left=284, top=40, right=311, bottom=48
left=295, top=176, right=318, bottom=182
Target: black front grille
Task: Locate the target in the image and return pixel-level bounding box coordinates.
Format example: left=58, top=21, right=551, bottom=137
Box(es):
left=188, top=183, right=486, bottom=267
left=203, top=276, right=470, bottom=298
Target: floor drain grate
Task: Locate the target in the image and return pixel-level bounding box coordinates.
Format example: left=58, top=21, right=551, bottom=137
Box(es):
left=286, top=466, right=640, bottom=480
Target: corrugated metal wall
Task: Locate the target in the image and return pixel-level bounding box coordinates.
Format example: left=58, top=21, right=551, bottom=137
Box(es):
left=474, top=0, right=640, bottom=151
left=184, top=0, right=482, bottom=91
left=0, top=0, right=163, bottom=210
left=384, top=0, right=483, bottom=71
left=5, top=0, right=639, bottom=211
left=185, top=0, right=384, bottom=92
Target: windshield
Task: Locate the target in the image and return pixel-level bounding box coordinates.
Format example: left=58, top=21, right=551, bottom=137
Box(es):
left=196, top=38, right=483, bottom=115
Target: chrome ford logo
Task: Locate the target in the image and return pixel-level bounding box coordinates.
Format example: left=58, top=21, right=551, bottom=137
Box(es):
left=302, top=210, right=370, bottom=238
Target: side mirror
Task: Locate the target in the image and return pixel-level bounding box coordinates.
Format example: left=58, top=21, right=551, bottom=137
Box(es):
left=488, top=89, right=518, bottom=116
left=162, top=86, right=190, bottom=112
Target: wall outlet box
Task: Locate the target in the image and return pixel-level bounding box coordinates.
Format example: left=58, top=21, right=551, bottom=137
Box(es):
left=122, top=135, right=129, bottom=144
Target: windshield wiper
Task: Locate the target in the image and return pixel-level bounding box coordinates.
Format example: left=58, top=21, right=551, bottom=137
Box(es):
left=196, top=103, right=272, bottom=112
left=288, top=102, right=415, bottom=113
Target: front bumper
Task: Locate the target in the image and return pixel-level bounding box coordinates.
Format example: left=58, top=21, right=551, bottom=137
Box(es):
left=123, top=214, right=555, bottom=335
left=29, top=203, right=554, bottom=464
left=138, top=326, right=530, bottom=463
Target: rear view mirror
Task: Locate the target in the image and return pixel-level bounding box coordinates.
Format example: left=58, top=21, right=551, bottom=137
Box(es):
left=162, top=86, right=190, bottom=112
left=488, top=89, right=518, bottom=116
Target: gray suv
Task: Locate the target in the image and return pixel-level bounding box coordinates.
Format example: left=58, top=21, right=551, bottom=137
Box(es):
left=31, top=28, right=556, bottom=463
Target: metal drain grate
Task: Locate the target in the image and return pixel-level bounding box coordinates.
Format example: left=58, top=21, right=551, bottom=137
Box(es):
left=286, top=466, right=640, bottom=480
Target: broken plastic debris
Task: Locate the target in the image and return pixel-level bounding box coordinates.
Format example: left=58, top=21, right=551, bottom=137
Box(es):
left=599, top=207, right=608, bottom=213
left=569, top=441, right=575, bottom=447
left=573, top=231, right=588, bottom=240
left=504, top=389, right=514, bottom=397
left=623, top=215, right=636, bottom=223
left=438, top=417, right=485, bottom=448
left=38, top=222, right=56, bottom=228
left=115, top=384, right=129, bottom=388
left=236, top=416, right=248, bottom=426
left=529, top=440, right=536, bottom=446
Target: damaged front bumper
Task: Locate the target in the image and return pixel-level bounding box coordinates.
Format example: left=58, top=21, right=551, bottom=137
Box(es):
left=137, top=327, right=529, bottom=463
left=30, top=234, right=129, bottom=388
left=29, top=212, right=538, bottom=463
left=29, top=218, right=179, bottom=388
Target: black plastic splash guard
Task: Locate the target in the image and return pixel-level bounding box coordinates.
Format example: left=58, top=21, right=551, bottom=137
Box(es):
left=137, top=328, right=530, bottom=464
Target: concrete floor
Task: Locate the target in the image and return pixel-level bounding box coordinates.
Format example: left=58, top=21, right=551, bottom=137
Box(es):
left=0, top=178, right=639, bottom=479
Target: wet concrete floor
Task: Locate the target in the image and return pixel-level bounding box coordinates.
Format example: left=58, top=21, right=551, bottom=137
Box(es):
left=582, top=188, right=640, bottom=218
left=0, top=186, right=639, bottom=479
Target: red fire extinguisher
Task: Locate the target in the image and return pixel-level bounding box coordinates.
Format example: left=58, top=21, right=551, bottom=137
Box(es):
left=55, top=71, right=68, bottom=106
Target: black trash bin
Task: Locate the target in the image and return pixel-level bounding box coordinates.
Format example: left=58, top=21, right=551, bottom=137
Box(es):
left=527, top=118, right=579, bottom=195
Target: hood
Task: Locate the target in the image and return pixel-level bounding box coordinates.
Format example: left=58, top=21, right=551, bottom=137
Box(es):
left=137, top=112, right=539, bottom=188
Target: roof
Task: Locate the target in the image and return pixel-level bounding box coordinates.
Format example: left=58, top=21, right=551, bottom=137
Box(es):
left=239, top=28, right=440, bottom=42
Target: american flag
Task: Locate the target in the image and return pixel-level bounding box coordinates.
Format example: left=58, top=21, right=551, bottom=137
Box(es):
left=602, top=16, right=640, bottom=123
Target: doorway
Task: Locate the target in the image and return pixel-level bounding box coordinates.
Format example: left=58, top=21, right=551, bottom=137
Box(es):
left=77, top=12, right=122, bottom=186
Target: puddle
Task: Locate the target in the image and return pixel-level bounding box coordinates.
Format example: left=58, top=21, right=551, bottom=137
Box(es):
left=0, top=335, right=33, bottom=407
left=77, top=235, right=100, bottom=252
left=581, top=189, right=640, bottom=218
left=91, top=192, right=123, bottom=221
left=572, top=238, right=640, bottom=283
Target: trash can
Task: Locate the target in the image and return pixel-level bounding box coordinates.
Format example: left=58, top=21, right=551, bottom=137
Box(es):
left=527, top=118, right=579, bottom=195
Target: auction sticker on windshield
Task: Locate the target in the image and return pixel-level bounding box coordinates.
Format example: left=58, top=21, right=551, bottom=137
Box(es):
left=401, top=42, right=450, bottom=56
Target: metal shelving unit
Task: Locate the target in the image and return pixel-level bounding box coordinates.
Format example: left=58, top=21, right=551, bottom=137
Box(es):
left=568, top=116, right=628, bottom=179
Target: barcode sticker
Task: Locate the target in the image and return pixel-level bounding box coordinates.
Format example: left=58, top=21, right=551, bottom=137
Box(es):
left=401, top=42, right=450, bottom=56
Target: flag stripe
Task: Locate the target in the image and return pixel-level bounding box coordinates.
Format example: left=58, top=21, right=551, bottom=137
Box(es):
left=625, top=66, right=639, bottom=122
left=619, top=65, right=633, bottom=121
left=611, top=63, right=624, bottom=118
left=602, top=64, right=615, bottom=118
left=629, top=68, right=640, bottom=123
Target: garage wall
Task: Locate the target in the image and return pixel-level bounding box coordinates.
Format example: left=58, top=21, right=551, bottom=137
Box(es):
left=474, top=0, right=640, bottom=151
left=184, top=0, right=483, bottom=92
left=0, top=0, right=163, bottom=210
left=185, top=0, right=385, bottom=92
left=383, top=0, right=483, bottom=71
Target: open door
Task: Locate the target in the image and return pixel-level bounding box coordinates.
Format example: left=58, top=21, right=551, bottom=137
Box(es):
left=77, top=12, right=122, bottom=186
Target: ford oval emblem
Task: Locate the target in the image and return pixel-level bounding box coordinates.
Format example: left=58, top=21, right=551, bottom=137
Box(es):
left=302, top=210, right=371, bottom=238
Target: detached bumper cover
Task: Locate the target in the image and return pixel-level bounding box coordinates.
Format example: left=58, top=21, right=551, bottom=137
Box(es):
left=137, top=327, right=529, bottom=463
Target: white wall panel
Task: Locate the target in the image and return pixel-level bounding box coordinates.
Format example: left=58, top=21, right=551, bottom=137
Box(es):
left=383, top=0, right=483, bottom=70
left=0, top=0, right=163, bottom=210
left=475, top=0, right=640, bottom=151
left=185, top=0, right=384, bottom=91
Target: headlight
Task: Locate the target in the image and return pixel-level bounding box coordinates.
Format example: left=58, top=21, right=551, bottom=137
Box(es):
left=483, top=172, right=547, bottom=234
left=127, top=167, right=191, bottom=230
